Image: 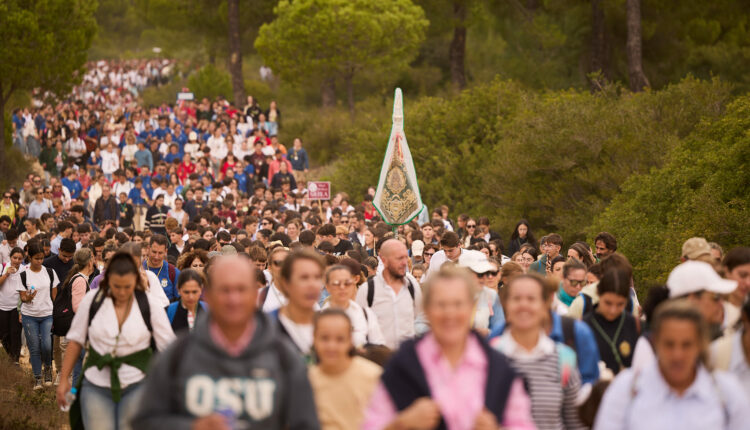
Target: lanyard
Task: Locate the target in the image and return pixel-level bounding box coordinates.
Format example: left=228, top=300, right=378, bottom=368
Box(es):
left=590, top=312, right=626, bottom=370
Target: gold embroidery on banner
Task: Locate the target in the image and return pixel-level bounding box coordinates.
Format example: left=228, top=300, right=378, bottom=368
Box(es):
left=381, top=157, right=418, bottom=224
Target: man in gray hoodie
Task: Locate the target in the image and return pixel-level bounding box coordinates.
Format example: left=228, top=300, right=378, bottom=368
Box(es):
left=132, top=255, right=320, bottom=430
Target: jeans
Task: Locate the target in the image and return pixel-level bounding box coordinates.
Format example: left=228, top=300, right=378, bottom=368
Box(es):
left=58, top=336, right=84, bottom=383
left=0, top=308, right=22, bottom=362
left=22, top=315, right=53, bottom=377
left=80, top=378, right=143, bottom=430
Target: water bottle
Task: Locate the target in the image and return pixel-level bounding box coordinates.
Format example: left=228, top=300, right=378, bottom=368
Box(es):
left=29, top=285, right=35, bottom=292
left=60, top=387, right=77, bottom=412
left=216, top=407, right=236, bottom=429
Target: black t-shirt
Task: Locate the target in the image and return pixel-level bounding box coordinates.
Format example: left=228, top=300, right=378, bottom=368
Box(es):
left=43, top=254, right=74, bottom=285
left=584, top=310, right=639, bottom=374
left=333, top=239, right=353, bottom=256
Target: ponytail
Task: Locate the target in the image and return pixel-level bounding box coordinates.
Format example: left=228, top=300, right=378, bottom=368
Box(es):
left=61, top=248, right=93, bottom=289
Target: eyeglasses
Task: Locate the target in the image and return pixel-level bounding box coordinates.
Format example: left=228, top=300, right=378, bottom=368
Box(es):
left=567, top=279, right=587, bottom=287
left=329, top=280, right=356, bottom=288
left=424, top=252, right=435, bottom=257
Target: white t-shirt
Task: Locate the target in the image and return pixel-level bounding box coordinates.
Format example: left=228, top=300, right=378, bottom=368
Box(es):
left=101, top=150, right=120, bottom=174
left=322, top=299, right=386, bottom=348
left=0, top=264, right=23, bottom=311
left=16, top=266, right=59, bottom=317
left=278, top=312, right=313, bottom=355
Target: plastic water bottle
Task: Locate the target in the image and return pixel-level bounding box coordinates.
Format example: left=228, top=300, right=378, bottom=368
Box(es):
left=216, top=407, right=236, bottom=429
left=60, top=387, right=77, bottom=412
left=29, top=285, right=35, bottom=292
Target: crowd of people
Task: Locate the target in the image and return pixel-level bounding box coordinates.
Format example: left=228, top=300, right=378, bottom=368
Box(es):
left=1, top=60, right=749, bottom=430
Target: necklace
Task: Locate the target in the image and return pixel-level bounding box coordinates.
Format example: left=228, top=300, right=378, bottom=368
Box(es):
left=590, top=312, right=627, bottom=370
left=144, top=259, right=164, bottom=278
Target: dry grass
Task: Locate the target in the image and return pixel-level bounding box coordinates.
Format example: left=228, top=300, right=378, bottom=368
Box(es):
left=0, top=352, right=68, bottom=429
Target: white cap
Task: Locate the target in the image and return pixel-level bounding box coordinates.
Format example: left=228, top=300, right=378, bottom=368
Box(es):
left=457, top=250, right=495, bottom=274
left=667, top=260, right=736, bottom=298
left=261, top=146, right=275, bottom=156
left=411, top=240, right=425, bottom=257
left=188, top=131, right=198, bottom=141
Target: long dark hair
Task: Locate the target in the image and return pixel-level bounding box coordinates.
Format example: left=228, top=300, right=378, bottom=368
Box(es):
left=100, top=251, right=148, bottom=294
left=510, top=219, right=537, bottom=248
left=61, top=248, right=93, bottom=289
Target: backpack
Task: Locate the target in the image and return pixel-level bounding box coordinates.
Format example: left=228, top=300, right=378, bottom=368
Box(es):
left=20, top=267, right=55, bottom=302
left=87, top=287, right=155, bottom=350
left=52, top=273, right=90, bottom=336
left=560, top=315, right=577, bottom=351
left=366, top=276, right=415, bottom=308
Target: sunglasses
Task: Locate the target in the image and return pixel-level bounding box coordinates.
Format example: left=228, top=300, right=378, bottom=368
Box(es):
left=3, top=195, right=10, bottom=199
left=567, top=279, right=587, bottom=287
left=272, top=260, right=284, bottom=267
left=466, top=224, right=476, bottom=228
left=479, top=271, right=499, bottom=278
left=424, top=252, right=435, bottom=257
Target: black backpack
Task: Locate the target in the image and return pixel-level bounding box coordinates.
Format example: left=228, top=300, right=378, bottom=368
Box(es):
left=52, top=273, right=90, bottom=336
left=366, top=276, right=415, bottom=308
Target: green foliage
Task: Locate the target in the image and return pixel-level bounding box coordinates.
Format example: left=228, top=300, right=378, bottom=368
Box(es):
left=589, top=96, right=750, bottom=292
left=140, top=78, right=189, bottom=107
left=187, top=64, right=233, bottom=100
left=255, top=0, right=428, bottom=100
left=0, top=0, right=98, bottom=102
left=328, top=77, right=733, bottom=241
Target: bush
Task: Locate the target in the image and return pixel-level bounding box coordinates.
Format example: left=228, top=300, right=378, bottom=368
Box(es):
left=328, top=76, right=733, bottom=241
left=589, top=95, right=750, bottom=293
left=187, top=64, right=233, bottom=101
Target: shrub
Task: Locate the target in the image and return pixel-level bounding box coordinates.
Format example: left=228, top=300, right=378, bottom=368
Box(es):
left=187, top=64, right=232, bottom=101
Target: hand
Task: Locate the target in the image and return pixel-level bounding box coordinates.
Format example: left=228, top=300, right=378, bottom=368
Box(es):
left=473, top=408, right=499, bottom=430
left=56, top=378, right=72, bottom=409
left=396, top=398, right=440, bottom=430
left=7, top=266, right=17, bottom=275
left=192, top=414, right=231, bottom=430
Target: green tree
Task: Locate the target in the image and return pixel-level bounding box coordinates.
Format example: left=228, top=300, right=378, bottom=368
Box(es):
left=255, top=0, right=428, bottom=113
left=589, top=95, right=750, bottom=292
left=0, top=0, right=98, bottom=171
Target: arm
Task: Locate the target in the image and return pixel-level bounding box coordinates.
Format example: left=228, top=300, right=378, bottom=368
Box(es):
left=500, top=378, right=536, bottom=430
left=71, top=277, right=87, bottom=313
left=55, top=340, right=83, bottom=409
left=574, top=322, right=601, bottom=384
left=281, top=345, right=320, bottom=430
left=130, top=345, right=196, bottom=429
left=303, top=150, right=309, bottom=171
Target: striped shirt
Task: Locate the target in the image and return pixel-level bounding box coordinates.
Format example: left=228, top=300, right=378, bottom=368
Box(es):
left=493, top=332, right=586, bottom=430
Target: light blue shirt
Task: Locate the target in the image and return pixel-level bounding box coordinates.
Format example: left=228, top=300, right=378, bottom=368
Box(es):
left=594, top=361, right=750, bottom=430
left=50, top=234, right=62, bottom=255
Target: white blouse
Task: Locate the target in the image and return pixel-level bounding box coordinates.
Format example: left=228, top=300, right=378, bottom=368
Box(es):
left=66, top=289, right=175, bottom=388
left=322, top=300, right=386, bottom=348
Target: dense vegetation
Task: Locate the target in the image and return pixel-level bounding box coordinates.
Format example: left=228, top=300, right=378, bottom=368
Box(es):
left=4, top=0, right=750, bottom=287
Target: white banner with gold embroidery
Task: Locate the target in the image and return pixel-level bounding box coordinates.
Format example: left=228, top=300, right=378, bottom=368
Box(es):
left=373, top=88, right=424, bottom=226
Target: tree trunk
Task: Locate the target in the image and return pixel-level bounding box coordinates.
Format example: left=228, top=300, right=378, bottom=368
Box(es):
left=227, top=0, right=246, bottom=107
left=626, top=0, right=649, bottom=92
left=0, top=81, right=7, bottom=175
left=449, top=1, right=467, bottom=91
left=589, top=0, right=610, bottom=89
left=321, top=77, right=336, bottom=108
left=345, top=74, right=355, bottom=117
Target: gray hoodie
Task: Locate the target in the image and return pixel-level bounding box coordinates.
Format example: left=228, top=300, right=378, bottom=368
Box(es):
left=132, top=311, right=320, bottom=430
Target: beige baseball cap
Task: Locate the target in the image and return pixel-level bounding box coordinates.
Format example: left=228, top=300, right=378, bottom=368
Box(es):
left=682, top=237, right=712, bottom=260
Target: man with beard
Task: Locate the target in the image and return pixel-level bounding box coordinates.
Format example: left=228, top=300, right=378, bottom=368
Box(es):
left=356, top=239, right=426, bottom=349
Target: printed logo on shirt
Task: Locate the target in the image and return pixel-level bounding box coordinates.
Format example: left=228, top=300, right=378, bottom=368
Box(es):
left=185, top=375, right=276, bottom=420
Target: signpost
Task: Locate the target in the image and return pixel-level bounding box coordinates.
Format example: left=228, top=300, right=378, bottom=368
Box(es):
left=308, top=181, right=331, bottom=200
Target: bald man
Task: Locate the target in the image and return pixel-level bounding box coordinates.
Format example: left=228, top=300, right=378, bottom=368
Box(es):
left=356, top=239, right=427, bottom=349
left=134, top=255, right=320, bottom=430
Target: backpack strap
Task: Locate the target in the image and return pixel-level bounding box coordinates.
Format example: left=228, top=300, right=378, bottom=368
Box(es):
left=20, top=271, right=27, bottom=289
left=362, top=306, right=370, bottom=344
left=406, top=279, right=415, bottom=302
left=582, top=293, right=593, bottom=317
left=556, top=343, right=577, bottom=387
left=166, top=302, right=178, bottom=324
left=167, top=263, right=176, bottom=285
left=86, top=288, right=108, bottom=341
left=560, top=316, right=577, bottom=351
left=135, top=289, right=153, bottom=333
left=367, top=277, right=375, bottom=308
left=258, top=285, right=270, bottom=308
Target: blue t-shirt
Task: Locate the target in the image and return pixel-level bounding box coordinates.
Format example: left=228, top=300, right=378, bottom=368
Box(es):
left=61, top=178, right=83, bottom=199
left=142, top=260, right=180, bottom=301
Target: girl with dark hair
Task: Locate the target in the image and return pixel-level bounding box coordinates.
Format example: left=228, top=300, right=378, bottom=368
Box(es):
left=507, top=219, right=538, bottom=257
left=56, top=251, right=175, bottom=429
left=18, top=241, right=59, bottom=389
left=584, top=268, right=640, bottom=373
left=165, top=269, right=208, bottom=333
left=0, top=247, right=25, bottom=363
left=309, top=309, right=383, bottom=430
left=567, top=242, right=596, bottom=269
